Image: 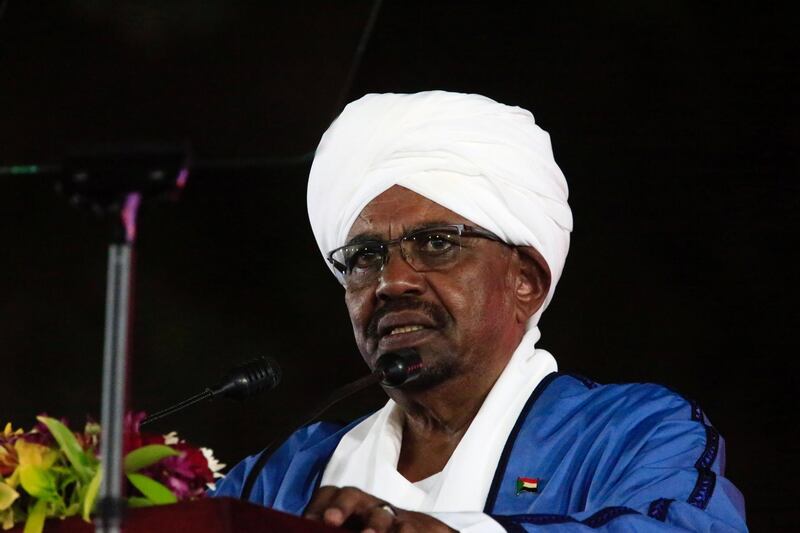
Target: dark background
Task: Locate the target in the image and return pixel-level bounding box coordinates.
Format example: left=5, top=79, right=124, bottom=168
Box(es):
left=1, top=2, right=796, bottom=530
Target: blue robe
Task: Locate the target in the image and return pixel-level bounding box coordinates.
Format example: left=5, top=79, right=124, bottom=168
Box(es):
left=212, top=373, right=747, bottom=531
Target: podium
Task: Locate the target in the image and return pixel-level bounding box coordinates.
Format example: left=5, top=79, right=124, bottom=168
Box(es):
left=10, top=498, right=346, bottom=532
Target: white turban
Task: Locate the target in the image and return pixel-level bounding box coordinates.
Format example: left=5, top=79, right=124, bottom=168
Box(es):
left=307, top=91, right=573, bottom=328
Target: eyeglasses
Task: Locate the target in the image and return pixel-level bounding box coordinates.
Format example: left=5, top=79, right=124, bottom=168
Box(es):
left=327, top=224, right=506, bottom=288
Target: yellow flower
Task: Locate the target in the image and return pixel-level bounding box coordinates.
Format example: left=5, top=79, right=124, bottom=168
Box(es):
left=0, top=470, right=19, bottom=491
left=13, top=441, right=57, bottom=470
left=2, top=424, right=22, bottom=440
left=0, top=446, right=16, bottom=479
left=0, top=481, right=19, bottom=512
left=13, top=441, right=58, bottom=502
left=0, top=507, right=15, bottom=531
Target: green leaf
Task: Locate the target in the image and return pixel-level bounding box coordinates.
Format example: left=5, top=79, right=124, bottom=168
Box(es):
left=127, top=496, right=153, bottom=508
left=37, top=417, right=91, bottom=482
left=23, top=499, right=47, bottom=533
left=19, top=465, right=57, bottom=501
left=124, top=445, right=180, bottom=473
left=126, top=473, right=176, bottom=505
left=81, top=467, right=102, bottom=521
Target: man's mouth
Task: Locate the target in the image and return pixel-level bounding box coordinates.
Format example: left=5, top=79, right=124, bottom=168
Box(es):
left=368, top=299, right=450, bottom=344
left=377, top=316, right=435, bottom=339
left=388, top=325, right=426, bottom=336
left=378, top=324, right=435, bottom=351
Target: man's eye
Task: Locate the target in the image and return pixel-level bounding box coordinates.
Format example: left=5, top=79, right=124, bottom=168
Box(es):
left=346, top=247, right=383, bottom=271
left=418, top=233, right=459, bottom=254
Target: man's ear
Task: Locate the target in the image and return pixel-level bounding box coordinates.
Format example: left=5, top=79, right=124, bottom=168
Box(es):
left=512, top=246, right=551, bottom=324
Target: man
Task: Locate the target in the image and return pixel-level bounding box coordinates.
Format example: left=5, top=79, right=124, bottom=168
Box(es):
left=213, top=91, right=747, bottom=532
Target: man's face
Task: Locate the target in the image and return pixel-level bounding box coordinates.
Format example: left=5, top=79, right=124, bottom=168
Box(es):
left=343, top=185, right=529, bottom=389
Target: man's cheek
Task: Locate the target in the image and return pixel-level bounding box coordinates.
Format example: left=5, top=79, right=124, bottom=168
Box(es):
left=353, top=328, right=369, bottom=355
left=345, top=296, right=364, bottom=331
left=348, top=312, right=374, bottom=360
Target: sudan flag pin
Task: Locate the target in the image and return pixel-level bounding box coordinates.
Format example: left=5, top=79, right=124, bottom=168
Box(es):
left=515, top=477, right=539, bottom=494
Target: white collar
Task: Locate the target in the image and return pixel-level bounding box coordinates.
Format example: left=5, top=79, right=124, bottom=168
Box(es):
left=320, top=327, right=557, bottom=512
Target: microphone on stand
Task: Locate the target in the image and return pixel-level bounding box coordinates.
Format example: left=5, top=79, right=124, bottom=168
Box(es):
left=141, top=356, right=281, bottom=427
left=238, top=348, right=424, bottom=502
left=210, top=356, right=282, bottom=400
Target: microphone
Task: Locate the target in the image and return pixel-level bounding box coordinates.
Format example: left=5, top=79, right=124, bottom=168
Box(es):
left=210, top=356, right=282, bottom=400
left=141, top=356, right=281, bottom=427
left=374, top=348, right=423, bottom=387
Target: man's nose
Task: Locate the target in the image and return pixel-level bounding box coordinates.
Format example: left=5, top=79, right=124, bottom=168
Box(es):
left=375, top=249, right=425, bottom=299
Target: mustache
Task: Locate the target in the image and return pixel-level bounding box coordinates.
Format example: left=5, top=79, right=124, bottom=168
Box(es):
left=366, top=297, right=450, bottom=338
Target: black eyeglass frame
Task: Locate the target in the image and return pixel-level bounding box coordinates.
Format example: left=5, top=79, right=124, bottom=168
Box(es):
left=326, top=223, right=507, bottom=285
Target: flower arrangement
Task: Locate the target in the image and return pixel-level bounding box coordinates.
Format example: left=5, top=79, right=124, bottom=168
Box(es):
left=0, top=413, right=224, bottom=533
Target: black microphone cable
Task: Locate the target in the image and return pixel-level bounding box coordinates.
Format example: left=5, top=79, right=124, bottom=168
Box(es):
left=239, top=348, right=422, bottom=502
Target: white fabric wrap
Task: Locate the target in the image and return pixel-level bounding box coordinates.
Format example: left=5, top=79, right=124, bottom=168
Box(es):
left=307, top=90, right=573, bottom=326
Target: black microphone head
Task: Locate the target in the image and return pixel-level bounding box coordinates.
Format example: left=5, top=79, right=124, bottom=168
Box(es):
left=212, top=356, right=282, bottom=401
left=375, top=349, right=423, bottom=388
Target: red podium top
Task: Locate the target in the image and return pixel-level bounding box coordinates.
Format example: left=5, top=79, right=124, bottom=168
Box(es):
left=11, top=498, right=345, bottom=532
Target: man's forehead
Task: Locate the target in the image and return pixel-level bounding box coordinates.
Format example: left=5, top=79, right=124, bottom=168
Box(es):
left=346, top=186, right=473, bottom=241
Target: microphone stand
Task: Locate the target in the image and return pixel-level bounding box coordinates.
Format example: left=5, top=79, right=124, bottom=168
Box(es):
left=54, top=144, right=190, bottom=533
left=96, top=194, right=140, bottom=533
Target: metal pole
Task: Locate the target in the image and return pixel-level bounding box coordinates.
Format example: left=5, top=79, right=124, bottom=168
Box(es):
left=96, top=193, right=140, bottom=533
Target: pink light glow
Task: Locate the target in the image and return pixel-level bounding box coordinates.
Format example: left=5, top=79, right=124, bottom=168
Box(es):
left=176, top=167, right=189, bottom=189
left=121, top=192, right=142, bottom=243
